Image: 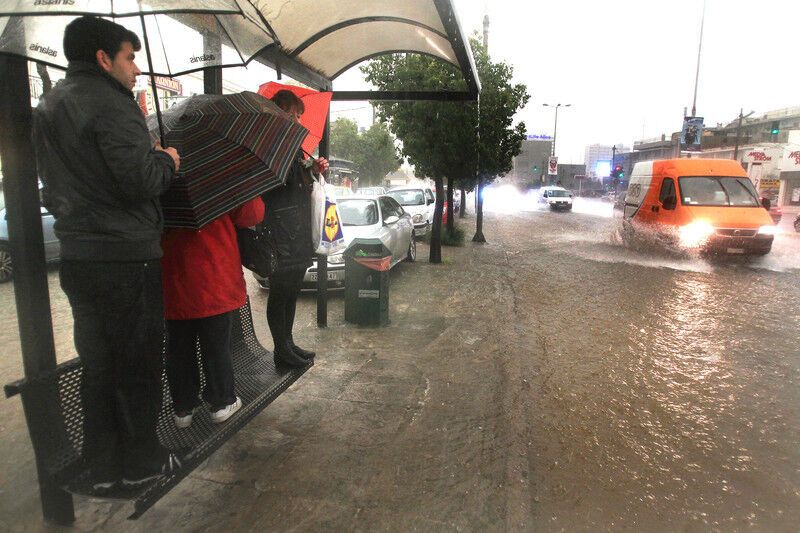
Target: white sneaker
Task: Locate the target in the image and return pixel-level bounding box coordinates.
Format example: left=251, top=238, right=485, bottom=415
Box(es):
left=173, top=407, right=196, bottom=429
left=210, top=397, right=242, bottom=424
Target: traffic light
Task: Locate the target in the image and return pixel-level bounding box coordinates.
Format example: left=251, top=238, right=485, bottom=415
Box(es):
left=613, top=165, right=624, bottom=180
left=770, top=121, right=780, bottom=135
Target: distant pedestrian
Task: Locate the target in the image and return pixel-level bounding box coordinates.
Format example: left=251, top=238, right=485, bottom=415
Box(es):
left=161, top=197, right=264, bottom=428
left=262, top=90, right=327, bottom=367
left=33, top=16, right=181, bottom=490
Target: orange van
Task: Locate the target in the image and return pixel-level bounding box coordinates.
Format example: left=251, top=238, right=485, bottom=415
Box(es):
left=621, top=159, right=776, bottom=255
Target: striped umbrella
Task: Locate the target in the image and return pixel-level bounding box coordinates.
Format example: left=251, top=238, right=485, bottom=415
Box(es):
left=146, top=91, right=307, bottom=229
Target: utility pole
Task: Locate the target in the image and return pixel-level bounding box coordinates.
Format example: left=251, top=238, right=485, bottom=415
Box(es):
left=543, top=103, right=571, bottom=158
left=691, top=0, right=706, bottom=117
left=611, top=144, right=616, bottom=192
left=733, top=108, right=754, bottom=161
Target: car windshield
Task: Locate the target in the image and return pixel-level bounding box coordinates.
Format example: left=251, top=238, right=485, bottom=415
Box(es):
left=387, top=190, right=425, bottom=206
left=338, top=199, right=378, bottom=226
left=547, top=189, right=570, bottom=197
left=678, top=176, right=760, bottom=207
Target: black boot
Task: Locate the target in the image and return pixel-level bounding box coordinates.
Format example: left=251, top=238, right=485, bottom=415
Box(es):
left=274, top=341, right=308, bottom=368
left=288, top=335, right=315, bottom=360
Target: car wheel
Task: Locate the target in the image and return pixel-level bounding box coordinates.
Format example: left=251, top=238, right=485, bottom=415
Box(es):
left=0, top=244, right=12, bottom=283
left=406, top=233, right=417, bottom=262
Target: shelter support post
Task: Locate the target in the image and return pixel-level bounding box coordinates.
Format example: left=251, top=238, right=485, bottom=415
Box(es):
left=202, top=31, right=223, bottom=96
left=0, top=56, right=74, bottom=525
left=316, top=114, right=331, bottom=327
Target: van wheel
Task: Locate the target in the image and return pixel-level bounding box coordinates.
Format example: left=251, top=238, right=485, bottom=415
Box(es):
left=406, top=233, right=417, bottom=262
left=0, top=244, right=13, bottom=283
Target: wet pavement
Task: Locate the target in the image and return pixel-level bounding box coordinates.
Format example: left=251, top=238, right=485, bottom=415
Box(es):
left=0, top=199, right=799, bottom=531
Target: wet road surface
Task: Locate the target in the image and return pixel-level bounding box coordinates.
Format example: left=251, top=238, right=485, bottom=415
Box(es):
left=0, top=199, right=798, bottom=531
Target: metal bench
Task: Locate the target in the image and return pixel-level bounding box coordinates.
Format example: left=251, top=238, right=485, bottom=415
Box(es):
left=5, top=299, right=311, bottom=520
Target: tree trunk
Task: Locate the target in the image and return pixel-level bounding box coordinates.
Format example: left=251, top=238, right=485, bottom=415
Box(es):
left=472, top=176, right=486, bottom=243
left=445, top=176, right=455, bottom=235
left=459, top=187, right=467, bottom=218
left=429, top=177, right=444, bottom=263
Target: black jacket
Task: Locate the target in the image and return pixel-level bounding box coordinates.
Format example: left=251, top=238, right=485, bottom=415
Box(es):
left=262, top=154, right=316, bottom=273
left=32, top=61, right=176, bottom=261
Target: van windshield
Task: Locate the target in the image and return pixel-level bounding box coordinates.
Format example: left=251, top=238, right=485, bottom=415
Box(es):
left=678, top=176, right=760, bottom=207
left=387, top=190, right=425, bottom=206
left=547, top=189, right=570, bottom=197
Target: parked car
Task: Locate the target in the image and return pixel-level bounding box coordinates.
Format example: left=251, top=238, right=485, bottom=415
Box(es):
left=539, top=186, right=573, bottom=211
left=254, top=194, right=415, bottom=290
left=357, top=186, right=387, bottom=196
left=386, top=186, right=435, bottom=237
left=795, top=214, right=800, bottom=232
left=0, top=205, right=60, bottom=283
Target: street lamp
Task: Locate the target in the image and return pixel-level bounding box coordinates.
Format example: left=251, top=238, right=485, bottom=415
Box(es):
left=543, top=103, right=571, bottom=158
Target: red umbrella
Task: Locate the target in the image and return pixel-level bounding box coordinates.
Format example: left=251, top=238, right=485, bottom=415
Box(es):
left=257, top=81, right=333, bottom=156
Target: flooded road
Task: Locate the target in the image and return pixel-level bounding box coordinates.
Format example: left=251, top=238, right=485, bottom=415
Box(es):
left=486, top=197, right=800, bottom=530
left=1, top=197, right=798, bottom=531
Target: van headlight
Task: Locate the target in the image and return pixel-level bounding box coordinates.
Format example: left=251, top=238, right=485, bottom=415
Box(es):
left=412, top=214, right=423, bottom=223
left=328, top=253, right=345, bottom=264
left=679, top=220, right=715, bottom=248
left=758, top=225, right=778, bottom=235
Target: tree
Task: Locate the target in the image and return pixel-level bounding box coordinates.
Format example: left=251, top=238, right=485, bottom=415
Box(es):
left=354, top=122, right=401, bottom=186
left=330, top=118, right=401, bottom=187
left=362, top=37, right=528, bottom=254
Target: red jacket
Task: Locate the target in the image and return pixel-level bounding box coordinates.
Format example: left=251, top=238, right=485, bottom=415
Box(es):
left=161, top=197, right=264, bottom=320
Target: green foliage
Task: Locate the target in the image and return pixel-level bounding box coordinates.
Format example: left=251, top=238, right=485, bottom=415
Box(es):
left=330, top=118, right=401, bottom=186
left=441, top=225, right=466, bottom=247
left=361, top=36, right=530, bottom=187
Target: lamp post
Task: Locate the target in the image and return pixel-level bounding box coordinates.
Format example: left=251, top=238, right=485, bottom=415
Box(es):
left=543, top=103, right=571, bottom=158
left=733, top=108, right=754, bottom=161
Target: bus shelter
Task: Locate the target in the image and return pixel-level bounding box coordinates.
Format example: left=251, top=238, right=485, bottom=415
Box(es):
left=0, top=0, right=479, bottom=523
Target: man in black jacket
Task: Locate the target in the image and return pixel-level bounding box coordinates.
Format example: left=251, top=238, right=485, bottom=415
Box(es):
left=33, top=16, right=181, bottom=489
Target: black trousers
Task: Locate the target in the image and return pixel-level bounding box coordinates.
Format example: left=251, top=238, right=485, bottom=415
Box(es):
left=166, top=312, right=235, bottom=412
left=267, top=268, right=305, bottom=352
left=60, top=260, right=168, bottom=478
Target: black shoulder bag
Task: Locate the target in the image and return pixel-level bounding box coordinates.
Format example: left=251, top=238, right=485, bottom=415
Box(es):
left=237, top=223, right=277, bottom=278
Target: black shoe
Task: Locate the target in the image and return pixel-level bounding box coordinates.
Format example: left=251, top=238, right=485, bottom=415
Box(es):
left=274, top=343, right=308, bottom=367
left=291, top=344, right=316, bottom=360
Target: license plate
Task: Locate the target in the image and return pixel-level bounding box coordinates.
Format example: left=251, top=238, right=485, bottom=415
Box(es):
left=726, top=248, right=745, bottom=254
left=309, top=271, right=341, bottom=282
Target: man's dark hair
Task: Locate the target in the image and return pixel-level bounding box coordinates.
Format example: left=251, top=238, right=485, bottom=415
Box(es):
left=270, top=90, right=304, bottom=114
left=64, top=16, right=142, bottom=63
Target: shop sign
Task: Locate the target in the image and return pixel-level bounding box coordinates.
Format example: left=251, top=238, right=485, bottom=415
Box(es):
left=788, top=151, right=800, bottom=165
left=153, top=75, right=182, bottom=94
left=747, top=151, right=772, bottom=162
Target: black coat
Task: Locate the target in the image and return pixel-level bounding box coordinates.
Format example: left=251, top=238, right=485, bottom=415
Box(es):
left=33, top=61, right=176, bottom=261
left=261, top=154, right=316, bottom=274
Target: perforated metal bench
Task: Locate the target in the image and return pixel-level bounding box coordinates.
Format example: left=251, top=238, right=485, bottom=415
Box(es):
left=5, top=299, right=311, bottom=520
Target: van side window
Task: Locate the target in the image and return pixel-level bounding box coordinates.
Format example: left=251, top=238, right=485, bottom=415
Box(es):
left=659, top=178, right=677, bottom=210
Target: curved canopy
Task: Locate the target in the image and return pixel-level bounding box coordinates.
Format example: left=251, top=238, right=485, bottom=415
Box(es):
left=252, top=0, right=480, bottom=96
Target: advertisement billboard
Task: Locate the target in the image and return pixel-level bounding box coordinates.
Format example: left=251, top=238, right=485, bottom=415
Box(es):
left=680, top=116, right=704, bottom=152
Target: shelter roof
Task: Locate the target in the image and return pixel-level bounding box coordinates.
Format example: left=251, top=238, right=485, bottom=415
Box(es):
left=251, top=0, right=479, bottom=97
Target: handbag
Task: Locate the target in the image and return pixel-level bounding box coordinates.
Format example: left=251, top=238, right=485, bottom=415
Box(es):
left=237, top=223, right=277, bottom=278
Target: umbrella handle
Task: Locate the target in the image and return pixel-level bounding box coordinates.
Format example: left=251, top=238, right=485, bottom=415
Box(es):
left=140, top=15, right=166, bottom=147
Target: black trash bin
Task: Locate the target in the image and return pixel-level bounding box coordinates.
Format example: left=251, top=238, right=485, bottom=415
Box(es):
left=344, top=238, right=391, bottom=326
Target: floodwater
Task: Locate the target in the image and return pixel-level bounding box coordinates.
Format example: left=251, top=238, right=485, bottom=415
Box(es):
left=485, top=192, right=800, bottom=530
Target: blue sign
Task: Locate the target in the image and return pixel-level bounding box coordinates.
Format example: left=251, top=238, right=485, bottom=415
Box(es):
left=527, top=134, right=553, bottom=140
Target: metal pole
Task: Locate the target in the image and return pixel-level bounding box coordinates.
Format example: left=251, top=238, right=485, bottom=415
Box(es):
left=0, top=55, right=74, bottom=525
left=733, top=108, right=743, bottom=161
left=317, top=113, right=331, bottom=327
left=691, top=0, right=706, bottom=117
left=202, top=31, right=223, bottom=95
left=611, top=144, right=617, bottom=193
left=552, top=105, right=559, bottom=157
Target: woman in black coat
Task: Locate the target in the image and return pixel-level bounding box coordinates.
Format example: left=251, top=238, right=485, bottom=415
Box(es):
left=262, top=90, right=329, bottom=367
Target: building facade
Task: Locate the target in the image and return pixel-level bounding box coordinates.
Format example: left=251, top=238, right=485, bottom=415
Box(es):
left=584, top=143, right=630, bottom=179
left=511, top=136, right=552, bottom=187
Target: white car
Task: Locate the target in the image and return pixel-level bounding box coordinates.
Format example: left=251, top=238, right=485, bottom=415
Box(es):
left=386, top=186, right=435, bottom=237
left=539, top=186, right=573, bottom=211
left=255, top=195, right=415, bottom=290
left=357, top=186, right=387, bottom=196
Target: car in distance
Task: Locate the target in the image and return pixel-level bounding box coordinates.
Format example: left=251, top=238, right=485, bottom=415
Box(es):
left=539, top=186, right=573, bottom=211
left=254, top=194, right=415, bottom=290
left=0, top=205, right=60, bottom=283
left=386, top=186, right=435, bottom=237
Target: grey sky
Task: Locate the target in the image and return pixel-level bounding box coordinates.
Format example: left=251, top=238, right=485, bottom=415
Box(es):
left=333, top=0, right=800, bottom=165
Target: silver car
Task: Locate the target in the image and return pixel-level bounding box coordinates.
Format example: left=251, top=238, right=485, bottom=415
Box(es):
left=0, top=206, right=60, bottom=283
left=255, top=194, right=415, bottom=290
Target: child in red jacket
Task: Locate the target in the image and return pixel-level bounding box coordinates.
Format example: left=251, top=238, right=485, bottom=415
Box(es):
left=161, top=197, right=264, bottom=427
